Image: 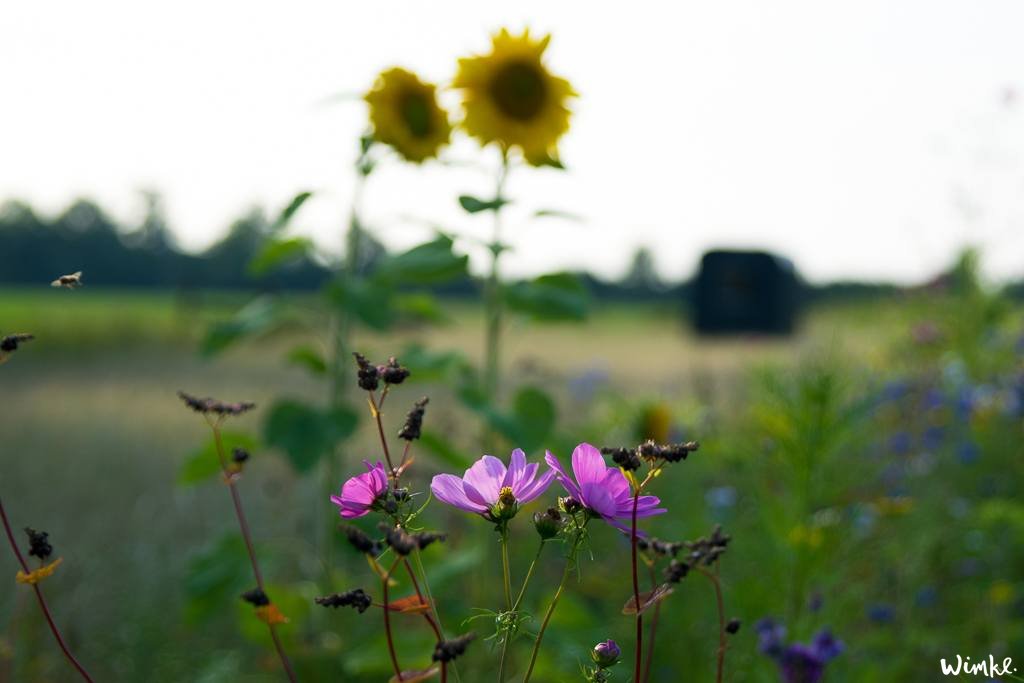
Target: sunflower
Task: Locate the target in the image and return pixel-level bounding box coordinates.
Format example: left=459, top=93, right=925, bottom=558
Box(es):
left=454, top=28, right=576, bottom=166
left=364, top=67, right=451, bottom=163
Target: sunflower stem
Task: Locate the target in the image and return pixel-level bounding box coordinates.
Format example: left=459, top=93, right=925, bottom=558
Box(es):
left=482, top=150, right=509, bottom=450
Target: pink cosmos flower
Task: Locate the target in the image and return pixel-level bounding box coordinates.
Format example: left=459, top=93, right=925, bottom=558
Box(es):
left=431, top=449, right=555, bottom=519
left=331, top=460, right=388, bottom=519
left=545, top=443, right=666, bottom=533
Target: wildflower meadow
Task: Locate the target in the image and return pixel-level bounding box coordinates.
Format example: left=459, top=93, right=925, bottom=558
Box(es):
left=3, top=14, right=1024, bottom=683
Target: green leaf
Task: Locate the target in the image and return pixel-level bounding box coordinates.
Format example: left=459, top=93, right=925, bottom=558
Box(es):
left=533, top=208, right=583, bottom=222
left=263, top=399, right=358, bottom=472
left=201, top=296, right=280, bottom=356
left=372, top=235, right=469, bottom=285
left=509, top=386, right=556, bottom=451
left=399, top=344, right=471, bottom=382
left=393, top=293, right=448, bottom=324
left=178, top=432, right=259, bottom=486
left=418, top=430, right=473, bottom=469
left=327, top=278, right=395, bottom=331
left=248, top=237, right=313, bottom=276
left=286, top=345, right=327, bottom=376
left=184, top=534, right=250, bottom=624
left=270, top=191, right=313, bottom=232
left=504, top=272, right=590, bottom=321
left=457, top=195, right=509, bottom=214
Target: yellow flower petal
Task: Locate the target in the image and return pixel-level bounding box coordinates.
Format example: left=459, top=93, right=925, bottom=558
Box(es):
left=15, top=557, right=63, bottom=585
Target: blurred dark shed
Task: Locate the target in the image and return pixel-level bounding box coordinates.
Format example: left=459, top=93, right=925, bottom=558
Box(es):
left=692, top=250, right=800, bottom=335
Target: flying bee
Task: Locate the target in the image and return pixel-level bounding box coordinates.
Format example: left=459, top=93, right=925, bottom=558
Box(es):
left=0, top=333, right=34, bottom=365
left=51, top=271, right=83, bottom=289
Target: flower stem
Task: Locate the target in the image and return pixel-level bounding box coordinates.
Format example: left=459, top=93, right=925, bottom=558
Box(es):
left=695, top=565, right=728, bottom=683
left=0, top=496, right=94, bottom=682
left=210, top=424, right=297, bottom=683
left=382, top=558, right=404, bottom=681
left=642, top=564, right=660, bottom=683
left=482, top=151, right=509, bottom=450
left=498, top=526, right=513, bottom=682
left=522, top=529, right=584, bottom=683
left=631, top=490, right=643, bottom=683
left=513, top=541, right=546, bottom=611
left=367, top=391, right=398, bottom=481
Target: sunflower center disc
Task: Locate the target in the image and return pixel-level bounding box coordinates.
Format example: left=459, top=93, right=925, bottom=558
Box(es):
left=489, top=60, right=547, bottom=121
left=400, top=92, right=434, bottom=138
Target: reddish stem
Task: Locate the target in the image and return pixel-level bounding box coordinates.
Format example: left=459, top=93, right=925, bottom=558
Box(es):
left=368, top=391, right=397, bottom=481
left=212, top=426, right=297, bottom=682
left=695, top=565, right=727, bottom=683
left=0, top=496, right=95, bottom=682
left=631, top=490, right=643, bottom=683
left=403, top=559, right=442, bottom=641
left=642, top=564, right=661, bottom=683
left=382, top=559, right=404, bottom=680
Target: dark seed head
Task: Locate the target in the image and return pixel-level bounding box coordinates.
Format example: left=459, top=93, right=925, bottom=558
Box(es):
left=433, top=633, right=476, bottom=663
left=241, top=587, right=270, bottom=607
left=177, top=391, right=255, bottom=416
left=398, top=397, right=429, bottom=441
left=24, top=528, right=52, bottom=560
left=380, top=357, right=410, bottom=385
left=232, top=447, right=250, bottom=464
left=353, top=352, right=380, bottom=391
left=726, top=618, right=742, bottom=634
left=342, top=525, right=383, bottom=555
left=315, top=588, right=372, bottom=613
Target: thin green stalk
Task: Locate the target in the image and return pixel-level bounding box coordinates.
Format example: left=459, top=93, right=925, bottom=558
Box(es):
left=498, top=526, right=513, bottom=682
left=513, top=541, right=546, bottom=611
left=522, top=529, right=585, bottom=683
left=482, top=151, right=510, bottom=450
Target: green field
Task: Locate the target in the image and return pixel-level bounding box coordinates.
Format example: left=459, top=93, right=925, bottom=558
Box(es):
left=1, top=288, right=1022, bottom=682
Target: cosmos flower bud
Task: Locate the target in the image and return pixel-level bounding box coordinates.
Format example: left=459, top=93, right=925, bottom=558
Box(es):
left=591, top=639, right=621, bottom=668
left=232, top=447, right=250, bottom=465
left=559, top=496, right=582, bottom=514
left=533, top=507, right=563, bottom=540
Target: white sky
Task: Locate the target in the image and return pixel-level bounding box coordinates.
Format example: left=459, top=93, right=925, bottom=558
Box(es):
left=2, top=1, right=1024, bottom=284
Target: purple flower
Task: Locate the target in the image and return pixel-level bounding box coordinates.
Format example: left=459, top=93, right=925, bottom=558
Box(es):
left=758, top=620, right=844, bottom=683
left=330, top=461, right=388, bottom=519
left=431, top=449, right=554, bottom=519
left=544, top=443, right=666, bottom=533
